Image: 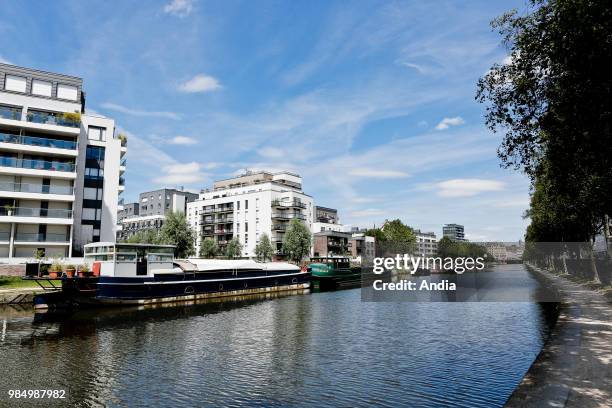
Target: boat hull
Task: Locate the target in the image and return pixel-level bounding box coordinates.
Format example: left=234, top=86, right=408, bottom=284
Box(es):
left=35, top=271, right=310, bottom=309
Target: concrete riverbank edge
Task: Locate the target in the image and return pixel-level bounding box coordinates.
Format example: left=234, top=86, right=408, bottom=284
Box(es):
left=505, top=265, right=612, bottom=408
left=0, top=288, right=45, bottom=305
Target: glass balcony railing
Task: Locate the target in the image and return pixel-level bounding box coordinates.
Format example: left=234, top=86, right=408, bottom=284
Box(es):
left=0, top=182, right=74, bottom=195
left=0, top=231, right=9, bottom=241
left=0, top=105, right=22, bottom=121
left=0, top=207, right=72, bottom=218
left=14, top=232, right=69, bottom=242
left=26, top=110, right=80, bottom=128
left=0, top=157, right=75, bottom=172
left=119, top=177, right=125, bottom=186
left=0, top=132, right=77, bottom=150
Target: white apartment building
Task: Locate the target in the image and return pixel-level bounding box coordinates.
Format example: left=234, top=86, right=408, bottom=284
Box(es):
left=187, top=171, right=314, bottom=258
left=0, top=63, right=126, bottom=258
left=415, top=230, right=438, bottom=256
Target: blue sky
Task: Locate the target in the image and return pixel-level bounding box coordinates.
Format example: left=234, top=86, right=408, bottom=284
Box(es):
left=0, top=0, right=531, bottom=241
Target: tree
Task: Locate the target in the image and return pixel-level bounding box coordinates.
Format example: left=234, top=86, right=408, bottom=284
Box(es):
left=224, top=238, right=243, bottom=259
left=381, top=219, right=416, bottom=253
left=199, top=238, right=218, bottom=259
left=476, top=0, right=612, bottom=244
left=282, top=219, right=311, bottom=264
left=255, top=233, right=274, bottom=262
left=365, top=228, right=386, bottom=243
left=123, top=229, right=161, bottom=244
left=158, top=211, right=195, bottom=258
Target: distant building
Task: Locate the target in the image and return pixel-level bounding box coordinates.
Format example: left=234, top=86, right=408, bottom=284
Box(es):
left=414, top=230, right=437, bottom=256
left=443, top=223, right=465, bottom=241
left=117, top=188, right=197, bottom=240
left=313, top=230, right=351, bottom=257
left=315, top=206, right=338, bottom=223
left=349, top=233, right=376, bottom=263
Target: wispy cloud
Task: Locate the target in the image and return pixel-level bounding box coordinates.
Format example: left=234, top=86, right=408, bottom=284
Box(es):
left=100, top=103, right=180, bottom=120
left=163, top=0, right=194, bottom=17
left=154, top=162, right=206, bottom=185
left=398, top=61, right=426, bottom=74
left=348, top=169, right=410, bottom=178
left=435, top=179, right=505, bottom=197
left=349, top=208, right=386, bottom=218
left=257, top=147, right=285, bottom=159
left=169, top=135, right=198, bottom=145
left=435, top=116, right=465, bottom=130
left=178, top=74, right=222, bottom=93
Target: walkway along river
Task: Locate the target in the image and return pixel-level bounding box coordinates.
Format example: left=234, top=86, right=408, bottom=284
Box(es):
left=0, top=264, right=557, bottom=407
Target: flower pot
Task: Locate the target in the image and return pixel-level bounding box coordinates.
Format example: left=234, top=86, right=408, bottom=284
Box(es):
left=49, top=271, right=59, bottom=279
left=78, top=270, right=89, bottom=278
left=65, top=268, right=75, bottom=278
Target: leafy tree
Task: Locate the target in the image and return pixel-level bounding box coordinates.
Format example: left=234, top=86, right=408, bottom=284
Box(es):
left=199, top=238, right=218, bottom=259
left=365, top=228, right=386, bottom=243
left=381, top=219, right=416, bottom=253
left=476, top=0, right=612, bottom=243
left=282, top=219, right=312, bottom=264
left=123, top=229, right=161, bottom=244
left=158, top=211, right=195, bottom=258
left=224, top=238, right=243, bottom=259
left=255, top=233, right=274, bottom=262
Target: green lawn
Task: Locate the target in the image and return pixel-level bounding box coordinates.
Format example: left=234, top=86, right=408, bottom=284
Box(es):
left=0, top=276, right=44, bottom=290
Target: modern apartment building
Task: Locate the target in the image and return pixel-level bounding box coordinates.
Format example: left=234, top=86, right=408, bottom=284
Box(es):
left=349, top=233, right=376, bottom=262
left=312, top=231, right=352, bottom=257
left=0, top=63, right=126, bottom=258
left=187, top=171, right=314, bottom=258
left=315, top=206, right=338, bottom=223
left=443, top=223, right=465, bottom=241
left=414, top=230, right=438, bottom=256
left=117, top=188, right=197, bottom=240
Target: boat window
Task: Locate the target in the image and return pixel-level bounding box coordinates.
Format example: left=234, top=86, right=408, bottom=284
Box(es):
left=148, top=254, right=173, bottom=263
left=87, top=254, right=114, bottom=261
left=116, top=253, right=137, bottom=263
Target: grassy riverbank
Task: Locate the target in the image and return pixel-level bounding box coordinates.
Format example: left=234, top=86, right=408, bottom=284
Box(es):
left=0, top=276, right=42, bottom=290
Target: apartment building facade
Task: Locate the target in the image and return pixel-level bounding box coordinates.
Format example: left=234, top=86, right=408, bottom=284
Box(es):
left=117, top=188, right=197, bottom=240
left=414, top=230, right=438, bottom=256
left=0, top=63, right=125, bottom=258
left=187, top=171, right=314, bottom=258
left=443, top=223, right=465, bottom=241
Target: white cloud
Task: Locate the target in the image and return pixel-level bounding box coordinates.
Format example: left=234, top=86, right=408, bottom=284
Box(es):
left=169, top=135, right=198, bottom=145
left=178, top=74, right=222, bottom=93
left=435, top=116, right=465, bottom=130
left=399, top=61, right=426, bottom=74
left=154, top=162, right=205, bottom=184
left=257, top=147, right=284, bottom=159
left=163, top=0, right=194, bottom=17
left=100, top=102, right=180, bottom=120
left=0, top=55, right=12, bottom=65
left=349, top=208, right=386, bottom=218
left=435, top=179, right=505, bottom=197
left=348, top=168, right=410, bottom=178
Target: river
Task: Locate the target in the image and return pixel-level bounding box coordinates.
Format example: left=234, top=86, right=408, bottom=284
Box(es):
left=0, top=264, right=557, bottom=407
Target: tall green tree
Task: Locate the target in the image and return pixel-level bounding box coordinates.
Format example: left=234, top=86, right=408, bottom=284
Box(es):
left=224, top=238, right=243, bottom=259
left=255, top=233, right=274, bottom=262
left=199, top=238, right=218, bottom=259
left=476, top=0, right=612, bottom=242
left=381, top=219, right=416, bottom=253
left=282, top=219, right=312, bottom=264
left=158, top=211, right=196, bottom=258
left=123, top=229, right=161, bottom=244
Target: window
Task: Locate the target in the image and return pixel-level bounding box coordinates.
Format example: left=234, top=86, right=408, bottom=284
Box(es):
left=88, top=126, right=106, bottom=141
left=245, top=222, right=248, bottom=232
left=57, top=84, right=78, bottom=101
left=82, top=208, right=96, bottom=220
left=84, top=187, right=102, bottom=200
left=237, top=201, right=240, bottom=210
left=31, top=80, right=52, bottom=97
left=4, top=75, right=26, bottom=93
left=245, top=200, right=248, bottom=210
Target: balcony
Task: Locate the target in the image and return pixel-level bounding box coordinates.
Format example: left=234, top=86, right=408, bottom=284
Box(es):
left=215, top=205, right=234, bottom=213
left=0, top=157, right=75, bottom=172
left=0, top=132, right=77, bottom=151
left=0, top=105, right=22, bottom=121
left=0, top=231, right=9, bottom=241
left=216, top=216, right=234, bottom=223
left=271, top=213, right=306, bottom=221
left=0, top=207, right=72, bottom=218
left=14, top=232, right=69, bottom=243
left=0, top=181, right=74, bottom=195
left=214, top=229, right=233, bottom=235
left=26, top=110, right=80, bottom=128
left=272, top=224, right=287, bottom=231
left=202, top=218, right=215, bottom=225
left=271, top=199, right=307, bottom=209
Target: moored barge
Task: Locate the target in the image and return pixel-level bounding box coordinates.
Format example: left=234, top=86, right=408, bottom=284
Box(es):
left=32, top=242, right=310, bottom=309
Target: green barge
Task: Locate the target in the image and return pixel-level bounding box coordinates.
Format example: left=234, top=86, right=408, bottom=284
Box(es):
left=309, top=256, right=361, bottom=291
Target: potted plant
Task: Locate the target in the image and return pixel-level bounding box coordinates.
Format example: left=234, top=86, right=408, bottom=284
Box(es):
left=3, top=204, right=15, bottom=216
left=60, top=111, right=81, bottom=127
left=49, top=260, right=63, bottom=279
left=78, top=264, right=90, bottom=278
left=64, top=264, right=76, bottom=278
left=117, top=133, right=127, bottom=146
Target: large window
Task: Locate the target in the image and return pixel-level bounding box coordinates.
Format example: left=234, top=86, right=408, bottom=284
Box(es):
left=57, top=84, right=78, bottom=101
left=88, top=126, right=107, bottom=141
left=4, top=75, right=26, bottom=93
left=31, top=80, right=52, bottom=97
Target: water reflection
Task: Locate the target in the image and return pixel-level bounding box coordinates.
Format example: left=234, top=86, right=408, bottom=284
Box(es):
left=0, top=265, right=556, bottom=408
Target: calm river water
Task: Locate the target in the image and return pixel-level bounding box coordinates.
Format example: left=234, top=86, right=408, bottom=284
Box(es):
left=0, top=264, right=556, bottom=407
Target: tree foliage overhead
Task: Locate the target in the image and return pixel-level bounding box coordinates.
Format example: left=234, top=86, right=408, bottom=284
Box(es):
left=282, top=219, right=312, bottom=264
left=436, top=236, right=490, bottom=259
left=224, top=238, right=243, bottom=259
left=476, top=0, right=612, bottom=242
left=199, top=238, right=218, bottom=259
left=158, top=211, right=196, bottom=258
left=255, top=233, right=274, bottom=262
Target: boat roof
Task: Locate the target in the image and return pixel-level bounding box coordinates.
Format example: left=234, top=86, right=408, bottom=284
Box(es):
left=84, top=241, right=176, bottom=249
left=185, top=258, right=300, bottom=272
